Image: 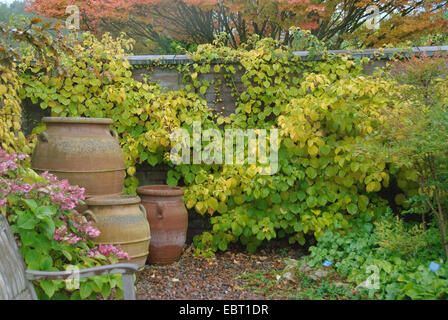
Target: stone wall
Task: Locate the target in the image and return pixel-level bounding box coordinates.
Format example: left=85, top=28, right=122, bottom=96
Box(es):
left=127, top=46, right=448, bottom=117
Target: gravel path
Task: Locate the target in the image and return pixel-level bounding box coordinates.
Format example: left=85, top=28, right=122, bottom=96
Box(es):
left=135, top=245, right=299, bottom=300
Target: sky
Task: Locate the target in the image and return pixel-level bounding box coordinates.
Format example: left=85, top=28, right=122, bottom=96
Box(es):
left=0, top=0, right=17, bottom=4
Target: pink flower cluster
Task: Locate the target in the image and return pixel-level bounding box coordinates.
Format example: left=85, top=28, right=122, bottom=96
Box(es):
left=40, top=172, right=85, bottom=210
left=53, top=225, right=83, bottom=244
left=1, top=151, right=37, bottom=207
left=0, top=150, right=27, bottom=175
left=1, top=179, right=36, bottom=195
left=1, top=149, right=129, bottom=264
left=0, top=152, right=85, bottom=211
left=73, top=221, right=101, bottom=238
left=87, top=244, right=130, bottom=261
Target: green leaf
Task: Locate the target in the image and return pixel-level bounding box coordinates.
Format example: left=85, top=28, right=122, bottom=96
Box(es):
left=234, top=195, right=245, bottom=205
left=70, top=290, right=82, bottom=300
left=40, top=280, right=57, bottom=298
left=306, top=196, right=317, bottom=208
left=358, top=195, right=369, bottom=211
left=22, top=199, right=38, bottom=212
left=218, top=241, right=228, bottom=251
left=40, top=217, right=55, bottom=239
left=184, top=172, right=195, bottom=184
left=40, top=256, right=53, bottom=270
left=297, top=191, right=306, bottom=201
left=217, top=202, right=228, bottom=214
left=271, top=193, right=281, bottom=204
left=195, top=173, right=207, bottom=184
left=347, top=203, right=358, bottom=215
left=320, top=145, right=331, bottom=155
left=17, top=213, right=38, bottom=230
left=317, top=195, right=327, bottom=206
left=100, top=281, right=112, bottom=299
left=231, top=222, right=243, bottom=236
left=306, top=167, right=317, bottom=179
left=195, top=201, right=207, bottom=214
left=206, top=197, right=219, bottom=210
left=167, top=176, right=178, bottom=186
left=24, top=249, right=41, bottom=270
left=36, top=206, right=57, bottom=219
left=290, top=203, right=301, bottom=214
left=147, top=154, right=159, bottom=166
left=80, top=282, right=93, bottom=299
left=62, top=250, right=73, bottom=261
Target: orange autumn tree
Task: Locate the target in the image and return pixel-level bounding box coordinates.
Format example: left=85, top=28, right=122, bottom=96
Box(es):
left=24, top=0, right=324, bottom=49
left=25, top=0, right=448, bottom=50
left=346, top=0, right=448, bottom=47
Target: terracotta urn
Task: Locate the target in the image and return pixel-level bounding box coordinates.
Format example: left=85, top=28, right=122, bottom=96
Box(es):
left=85, top=194, right=150, bottom=270
left=137, top=185, right=188, bottom=264
left=31, top=117, right=125, bottom=197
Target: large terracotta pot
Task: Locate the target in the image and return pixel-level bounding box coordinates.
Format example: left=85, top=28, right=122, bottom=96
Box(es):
left=137, top=185, right=188, bottom=264
left=84, top=195, right=150, bottom=270
left=31, top=117, right=125, bottom=197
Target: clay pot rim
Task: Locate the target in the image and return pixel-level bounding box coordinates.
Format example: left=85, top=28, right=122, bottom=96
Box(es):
left=85, top=194, right=141, bottom=206
left=137, top=185, right=184, bottom=197
left=42, top=117, right=113, bottom=125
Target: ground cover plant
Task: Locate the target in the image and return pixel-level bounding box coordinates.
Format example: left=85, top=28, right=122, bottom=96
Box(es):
left=240, top=209, right=447, bottom=299
left=304, top=210, right=448, bottom=299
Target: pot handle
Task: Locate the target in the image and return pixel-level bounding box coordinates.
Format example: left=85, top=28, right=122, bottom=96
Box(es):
left=82, top=210, right=98, bottom=224
left=110, top=129, right=119, bottom=141
left=155, top=202, right=167, bottom=220
left=38, top=132, right=49, bottom=142
left=139, top=204, right=147, bottom=219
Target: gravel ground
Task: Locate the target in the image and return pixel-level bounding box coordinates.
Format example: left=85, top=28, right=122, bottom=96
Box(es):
left=135, top=245, right=301, bottom=300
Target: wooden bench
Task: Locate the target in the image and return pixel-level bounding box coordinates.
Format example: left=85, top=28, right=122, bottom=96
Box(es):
left=0, top=213, right=139, bottom=300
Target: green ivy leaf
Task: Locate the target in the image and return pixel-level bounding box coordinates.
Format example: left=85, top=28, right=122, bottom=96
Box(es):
left=347, top=203, right=358, bottom=215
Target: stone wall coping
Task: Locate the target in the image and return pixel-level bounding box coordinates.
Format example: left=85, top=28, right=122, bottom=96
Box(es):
left=127, top=45, right=448, bottom=65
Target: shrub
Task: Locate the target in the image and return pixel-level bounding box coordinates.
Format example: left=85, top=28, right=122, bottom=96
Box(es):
left=0, top=149, right=129, bottom=299
left=375, top=216, right=427, bottom=257
left=359, top=52, right=448, bottom=258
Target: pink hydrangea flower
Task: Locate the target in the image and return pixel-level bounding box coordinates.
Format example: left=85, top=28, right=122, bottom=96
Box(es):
left=87, top=244, right=130, bottom=261
left=1, top=149, right=127, bottom=263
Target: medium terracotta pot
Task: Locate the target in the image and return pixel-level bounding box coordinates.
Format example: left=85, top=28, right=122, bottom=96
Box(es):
left=85, top=195, right=150, bottom=270
left=31, top=117, right=125, bottom=197
left=137, top=185, right=188, bottom=265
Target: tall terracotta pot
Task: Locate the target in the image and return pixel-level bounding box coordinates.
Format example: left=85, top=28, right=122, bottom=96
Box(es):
left=31, top=117, right=125, bottom=197
left=137, top=185, right=188, bottom=264
left=84, top=195, right=150, bottom=270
